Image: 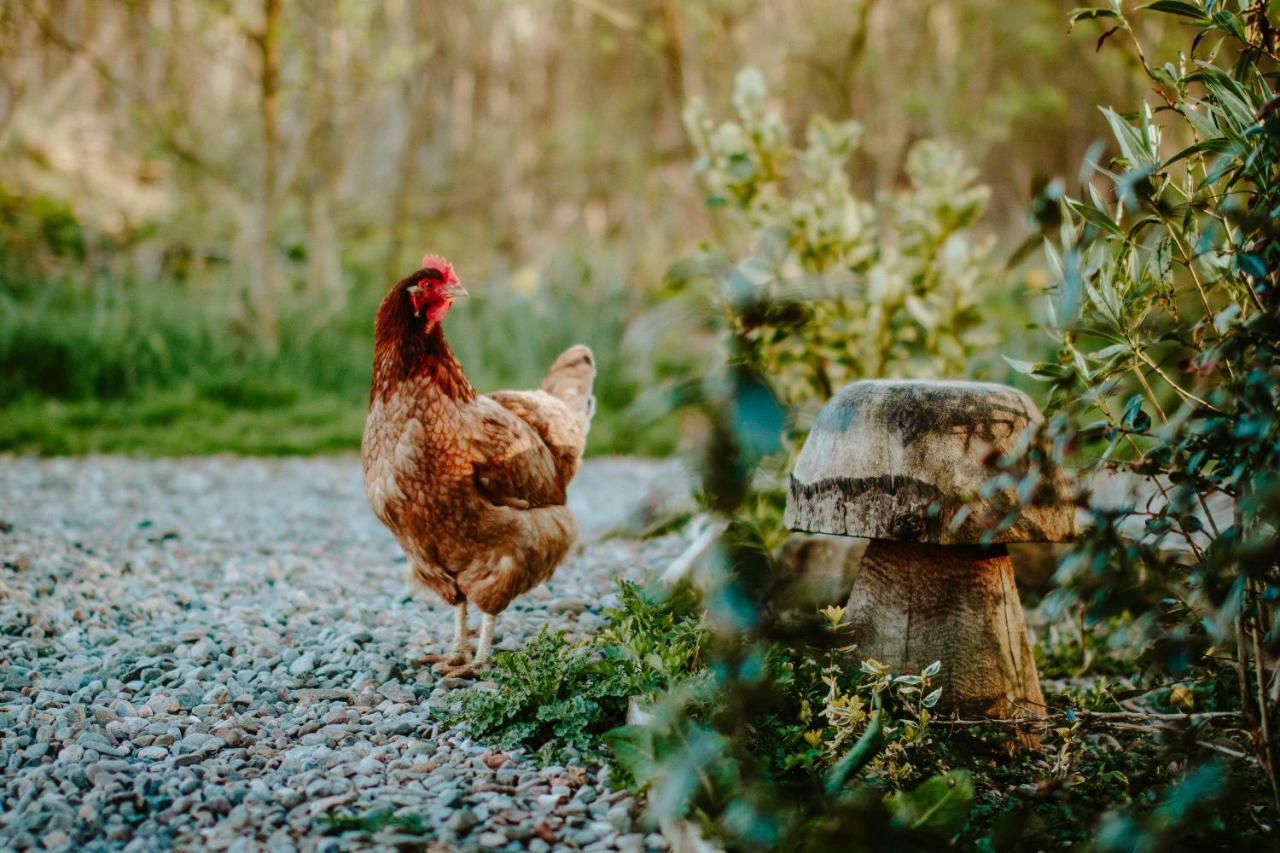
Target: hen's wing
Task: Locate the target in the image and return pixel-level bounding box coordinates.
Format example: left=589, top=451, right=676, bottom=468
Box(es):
left=486, top=390, right=586, bottom=479
left=482, top=343, right=596, bottom=483
left=466, top=396, right=571, bottom=510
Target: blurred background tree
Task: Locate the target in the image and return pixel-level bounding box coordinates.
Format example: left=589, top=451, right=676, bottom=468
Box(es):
left=0, top=0, right=1177, bottom=455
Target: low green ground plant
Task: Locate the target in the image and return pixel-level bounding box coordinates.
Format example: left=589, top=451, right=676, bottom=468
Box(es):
left=445, top=560, right=1271, bottom=848
left=435, top=580, right=706, bottom=765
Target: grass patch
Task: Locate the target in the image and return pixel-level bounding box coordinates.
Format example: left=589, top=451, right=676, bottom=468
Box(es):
left=0, top=388, right=665, bottom=457
left=0, top=392, right=364, bottom=456
left=0, top=260, right=676, bottom=456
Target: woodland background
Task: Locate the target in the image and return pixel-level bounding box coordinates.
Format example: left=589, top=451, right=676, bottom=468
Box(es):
left=0, top=0, right=1172, bottom=455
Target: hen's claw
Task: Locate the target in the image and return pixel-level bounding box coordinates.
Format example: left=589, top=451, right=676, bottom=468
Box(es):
left=440, top=660, right=489, bottom=679
left=429, top=653, right=471, bottom=673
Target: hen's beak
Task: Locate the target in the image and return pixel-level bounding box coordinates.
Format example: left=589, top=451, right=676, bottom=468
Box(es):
left=443, top=281, right=468, bottom=300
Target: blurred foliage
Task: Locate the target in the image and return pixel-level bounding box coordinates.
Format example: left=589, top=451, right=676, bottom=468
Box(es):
left=676, top=68, right=997, bottom=409
left=0, top=0, right=1184, bottom=455
left=0, top=255, right=672, bottom=455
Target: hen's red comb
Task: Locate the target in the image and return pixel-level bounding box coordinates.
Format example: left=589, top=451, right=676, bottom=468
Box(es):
left=420, top=253, right=456, bottom=281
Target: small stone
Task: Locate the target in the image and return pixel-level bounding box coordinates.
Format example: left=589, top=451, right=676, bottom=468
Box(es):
left=378, top=681, right=414, bottom=703
left=548, top=597, right=589, bottom=614
left=42, top=830, right=70, bottom=849
left=446, top=808, right=480, bottom=835
left=289, top=653, right=316, bottom=676
left=210, top=724, right=246, bottom=748
left=617, top=833, right=646, bottom=853
left=138, top=746, right=168, bottom=761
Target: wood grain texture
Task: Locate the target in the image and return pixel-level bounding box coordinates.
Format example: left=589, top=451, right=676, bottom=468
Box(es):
left=841, top=541, right=1045, bottom=720
left=785, top=380, right=1074, bottom=544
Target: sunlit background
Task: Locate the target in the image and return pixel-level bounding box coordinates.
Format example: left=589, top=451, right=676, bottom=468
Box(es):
left=1, top=0, right=1177, bottom=456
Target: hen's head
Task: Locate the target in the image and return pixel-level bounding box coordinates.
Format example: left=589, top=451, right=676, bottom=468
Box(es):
left=397, top=253, right=467, bottom=329
left=379, top=253, right=465, bottom=326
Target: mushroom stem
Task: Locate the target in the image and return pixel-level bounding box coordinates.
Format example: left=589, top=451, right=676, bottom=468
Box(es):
left=844, top=541, right=1045, bottom=721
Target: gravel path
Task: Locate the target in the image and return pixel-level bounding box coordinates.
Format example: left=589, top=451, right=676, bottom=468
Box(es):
left=0, top=456, right=694, bottom=852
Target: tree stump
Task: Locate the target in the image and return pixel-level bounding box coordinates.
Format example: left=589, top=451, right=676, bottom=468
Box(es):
left=786, top=380, right=1074, bottom=722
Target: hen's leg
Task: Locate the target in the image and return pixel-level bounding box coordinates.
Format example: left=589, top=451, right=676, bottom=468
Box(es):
left=443, top=613, right=496, bottom=679
left=451, top=602, right=471, bottom=656
left=475, top=613, right=496, bottom=663
left=422, top=601, right=471, bottom=669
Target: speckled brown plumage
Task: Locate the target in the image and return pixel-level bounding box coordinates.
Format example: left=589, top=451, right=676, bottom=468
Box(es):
left=361, top=267, right=595, bottom=617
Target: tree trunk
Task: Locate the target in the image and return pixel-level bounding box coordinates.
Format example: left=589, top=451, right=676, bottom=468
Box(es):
left=250, top=0, right=282, bottom=350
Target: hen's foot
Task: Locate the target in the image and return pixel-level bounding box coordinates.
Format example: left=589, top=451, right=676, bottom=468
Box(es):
left=427, top=652, right=471, bottom=673
left=439, top=660, right=489, bottom=679
left=414, top=651, right=466, bottom=664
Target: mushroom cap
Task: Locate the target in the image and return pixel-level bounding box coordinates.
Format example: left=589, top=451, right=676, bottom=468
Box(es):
left=785, top=379, right=1074, bottom=544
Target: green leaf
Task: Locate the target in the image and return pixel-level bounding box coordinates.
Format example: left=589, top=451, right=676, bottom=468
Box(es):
left=1089, top=342, right=1131, bottom=360
left=1002, top=356, right=1070, bottom=380
left=824, top=708, right=885, bottom=794
left=886, top=770, right=975, bottom=838
left=1100, top=107, right=1159, bottom=168
left=1210, top=10, right=1247, bottom=43
left=1186, top=67, right=1258, bottom=131
left=1238, top=253, right=1266, bottom=279
left=1067, top=199, right=1125, bottom=236
left=605, top=724, right=659, bottom=783
left=1162, top=137, right=1234, bottom=168
left=1140, top=1, right=1208, bottom=20
left=1070, top=7, right=1121, bottom=22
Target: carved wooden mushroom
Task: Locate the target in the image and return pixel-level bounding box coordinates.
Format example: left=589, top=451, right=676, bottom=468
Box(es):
left=785, top=380, right=1073, bottom=719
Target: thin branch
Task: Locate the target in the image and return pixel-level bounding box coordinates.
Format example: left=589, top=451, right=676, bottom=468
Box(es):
left=1134, top=348, right=1223, bottom=413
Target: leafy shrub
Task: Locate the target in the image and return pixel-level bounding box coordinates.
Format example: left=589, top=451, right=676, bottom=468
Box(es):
left=597, top=10, right=1280, bottom=844
left=998, top=0, right=1280, bottom=821
left=674, top=68, right=998, bottom=410
left=819, top=658, right=942, bottom=789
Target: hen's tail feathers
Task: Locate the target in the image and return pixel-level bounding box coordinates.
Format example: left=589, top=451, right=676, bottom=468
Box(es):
left=540, top=344, right=596, bottom=439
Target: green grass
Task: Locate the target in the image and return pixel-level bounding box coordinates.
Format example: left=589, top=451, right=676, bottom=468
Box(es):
left=0, top=392, right=365, bottom=456
left=0, top=388, right=667, bottom=457
left=0, top=259, right=676, bottom=457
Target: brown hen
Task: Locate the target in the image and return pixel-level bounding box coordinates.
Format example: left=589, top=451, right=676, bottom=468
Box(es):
left=361, top=253, right=595, bottom=675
